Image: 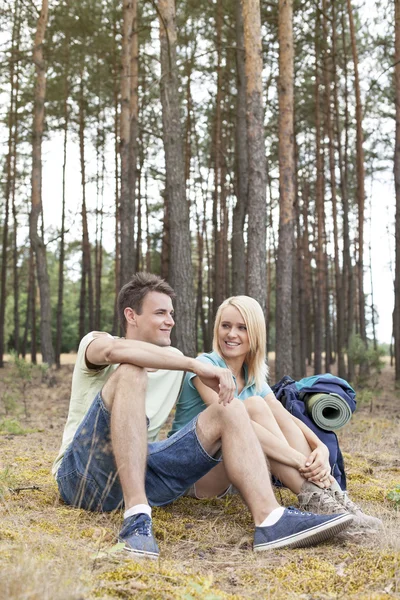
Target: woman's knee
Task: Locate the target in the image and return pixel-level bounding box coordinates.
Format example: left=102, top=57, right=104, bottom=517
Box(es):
left=244, top=395, right=272, bottom=418
left=203, top=398, right=248, bottom=426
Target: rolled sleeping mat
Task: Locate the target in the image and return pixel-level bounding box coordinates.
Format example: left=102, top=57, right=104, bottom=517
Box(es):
left=305, top=392, right=352, bottom=431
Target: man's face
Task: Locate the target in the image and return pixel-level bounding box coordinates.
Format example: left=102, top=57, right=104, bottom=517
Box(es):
left=126, top=291, right=175, bottom=346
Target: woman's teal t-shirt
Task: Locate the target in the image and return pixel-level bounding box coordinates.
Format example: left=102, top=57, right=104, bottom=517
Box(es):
left=168, top=351, right=272, bottom=437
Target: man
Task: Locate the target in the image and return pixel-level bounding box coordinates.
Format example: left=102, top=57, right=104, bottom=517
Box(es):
left=53, top=273, right=353, bottom=558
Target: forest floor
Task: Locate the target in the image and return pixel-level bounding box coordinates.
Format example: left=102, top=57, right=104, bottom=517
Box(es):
left=0, top=354, right=399, bottom=600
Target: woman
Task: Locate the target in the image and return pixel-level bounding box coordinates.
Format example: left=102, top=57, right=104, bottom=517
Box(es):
left=170, top=296, right=380, bottom=528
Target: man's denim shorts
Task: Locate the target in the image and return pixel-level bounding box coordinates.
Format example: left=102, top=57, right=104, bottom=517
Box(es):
left=56, top=392, right=222, bottom=511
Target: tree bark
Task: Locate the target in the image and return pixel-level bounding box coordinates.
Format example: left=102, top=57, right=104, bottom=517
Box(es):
left=347, top=0, right=367, bottom=354
left=242, top=0, right=267, bottom=312
left=158, top=0, right=196, bottom=356
left=324, top=0, right=345, bottom=377
left=120, top=0, right=135, bottom=285
left=78, top=75, right=94, bottom=336
left=232, top=0, right=248, bottom=296
left=331, top=0, right=347, bottom=378
left=55, top=30, right=69, bottom=368
left=314, top=12, right=324, bottom=375
left=29, top=0, right=54, bottom=365
left=212, top=0, right=226, bottom=317
left=394, top=0, right=400, bottom=380
left=275, top=0, right=295, bottom=378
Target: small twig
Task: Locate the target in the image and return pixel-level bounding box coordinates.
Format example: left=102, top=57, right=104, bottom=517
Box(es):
left=8, top=485, right=42, bottom=494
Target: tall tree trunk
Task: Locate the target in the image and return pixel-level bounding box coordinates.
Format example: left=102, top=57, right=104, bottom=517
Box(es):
left=275, top=0, right=295, bottom=378
left=0, top=80, right=13, bottom=366
left=29, top=0, right=54, bottom=365
left=11, top=0, right=21, bottom=356
left=1, top=0, right=20, bottom=366
left=341, top=8, right=355, bottom=380
left=55, top=32, right=69, bottom=368
left=332, top=0, right=348, bottom=378
left=112, top=11, right=120, bottom=335
left=302, top=182, right=314, bottom=366
left=394, top=0, right=400, bottom=380
left=158, top=0, right=195, bottom=356
left=120, top=0, right=135, bottom=285
left=232, top=0, right=248, bottom=296
left=347, top=0, right=367, bottom=354
left=314, top=12, right=324, bottom=375
left=324, top=0, right=345, bottom=376
left=242, top=0, right=267, bottom=312
left=212, top=0, right=225, bottom=317
left=78, top=75, right=94, bottom=336
left=94, top=100, right=105, bottom=331
left=129, top=0, right=139, bottom=275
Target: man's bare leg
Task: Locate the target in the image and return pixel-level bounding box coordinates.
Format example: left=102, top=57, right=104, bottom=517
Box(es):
left=102, top=364, right=148, bottom=509
left=196, top=399, right=280, bottom=525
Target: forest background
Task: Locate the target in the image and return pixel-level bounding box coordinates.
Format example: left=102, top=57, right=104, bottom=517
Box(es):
left=0, top=0, right=399, bottom=385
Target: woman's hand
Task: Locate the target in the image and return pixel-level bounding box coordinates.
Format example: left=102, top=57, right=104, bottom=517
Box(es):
left=298, top=445, right=331, bottom=487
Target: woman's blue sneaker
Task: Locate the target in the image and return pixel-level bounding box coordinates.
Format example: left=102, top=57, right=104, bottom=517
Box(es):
left=118, top=513, right=160, bottom=559
left=253, top=507, right=353, bottom=551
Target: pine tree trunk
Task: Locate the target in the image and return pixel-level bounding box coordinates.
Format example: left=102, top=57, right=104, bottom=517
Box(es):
left=158, top=0, right=195, bottom=356
left=0, top=39, right=15, bottom=366
left=11, top=0, right=21, bottom=356
left=120, top=0, right=135, bottom=285
left=242, top=0, right=267, bottom=313
left=94, top=98, right=104, bottom=332
left=29, top=0, right=54, bottom=365
left=331, top=0, right=348, bottom=378
left=129, top=0, right=138, bottom=275
left=212, top=0, right=224, bottom=318
left=232, top=0, right=248, bottom=296
left=341, top=8, right=355, bottom=380
left=275, top=0, right=295, bottom=378
left=112, top=13, right=121, bottom=336
left=347, top=0, right=367, bottom=354
left=394, top=0, right=400, bottom=380
left=314, top=14, right=324, bottom=375
left=56, top=38, right=69, bottom=368
left=324, top=0, right=345, bottom=376
left=302, top=182, right=314, bottom=366
left=79, top=75, right=94, bottom=334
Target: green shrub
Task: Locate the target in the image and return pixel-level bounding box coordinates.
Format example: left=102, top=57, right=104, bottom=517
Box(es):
left=387, top=485, right=400, bottom=509
left=347, top=334, right=385, bottom=375
left=0, top=418, right=36, bottom=435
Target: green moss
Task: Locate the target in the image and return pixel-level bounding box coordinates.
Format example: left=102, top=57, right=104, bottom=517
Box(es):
left=98, top=561, right=234, bottom=599
left=0, top=418, right=37, bottom=435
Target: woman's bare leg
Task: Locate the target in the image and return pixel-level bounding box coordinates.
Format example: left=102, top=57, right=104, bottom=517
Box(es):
left=190, top=462, right=231, bottom=498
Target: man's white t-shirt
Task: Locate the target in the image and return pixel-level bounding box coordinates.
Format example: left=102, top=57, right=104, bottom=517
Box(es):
left=52, top=332, right=184, bottom=476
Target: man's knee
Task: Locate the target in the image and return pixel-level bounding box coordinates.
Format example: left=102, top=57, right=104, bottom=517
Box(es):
left=115, top=363, right=147, bottom=382
left=102, top=364, right=147, bottom=407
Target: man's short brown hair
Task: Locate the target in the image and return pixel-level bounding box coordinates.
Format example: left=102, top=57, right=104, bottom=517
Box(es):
left=117, top=272, right=175, bottom=332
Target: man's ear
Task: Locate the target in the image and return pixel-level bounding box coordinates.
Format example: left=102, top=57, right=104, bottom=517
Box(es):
left=124, top=307, right=137, bottom=327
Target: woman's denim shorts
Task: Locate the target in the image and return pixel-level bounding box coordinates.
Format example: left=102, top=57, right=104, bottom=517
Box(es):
left=56, top=392, right=222, bottom=511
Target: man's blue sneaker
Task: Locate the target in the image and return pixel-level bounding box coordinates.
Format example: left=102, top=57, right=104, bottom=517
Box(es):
left=118, top=513, right=159, bottom=559
left=253, top=507, right=354, bottom=551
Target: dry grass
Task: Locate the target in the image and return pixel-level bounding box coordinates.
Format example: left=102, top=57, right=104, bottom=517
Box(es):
left=0, top=358, right=399, bottom=599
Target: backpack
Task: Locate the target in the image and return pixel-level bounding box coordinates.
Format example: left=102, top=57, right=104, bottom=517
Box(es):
left=271, top=374, right=357, bottom=490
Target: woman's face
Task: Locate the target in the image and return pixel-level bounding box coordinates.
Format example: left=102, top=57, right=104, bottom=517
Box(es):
left=218, top=305, right=250, bottom=362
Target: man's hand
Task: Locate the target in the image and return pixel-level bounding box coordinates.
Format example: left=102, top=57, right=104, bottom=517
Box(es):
left=194, top=363, right=235, bottom=406
left=298, top=445, right=331, bottom=486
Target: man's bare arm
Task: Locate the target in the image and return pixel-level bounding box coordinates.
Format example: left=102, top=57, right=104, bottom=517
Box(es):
left=85, top=334, right=235, bottom=404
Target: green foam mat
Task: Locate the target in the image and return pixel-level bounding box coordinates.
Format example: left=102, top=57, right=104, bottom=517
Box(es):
left=305, top=392, right=352, bottom=431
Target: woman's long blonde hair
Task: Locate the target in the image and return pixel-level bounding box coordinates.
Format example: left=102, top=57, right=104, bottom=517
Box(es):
left=212, top=296, right=269, bottom=392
